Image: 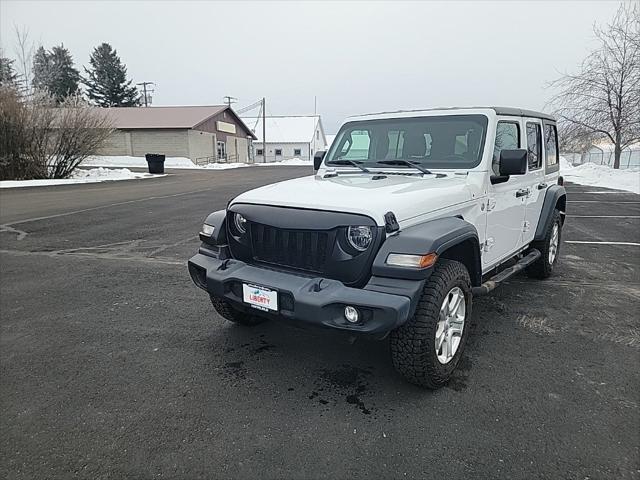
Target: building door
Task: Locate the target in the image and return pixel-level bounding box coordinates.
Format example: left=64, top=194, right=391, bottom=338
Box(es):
left=217, top=141, right=226, bottom=161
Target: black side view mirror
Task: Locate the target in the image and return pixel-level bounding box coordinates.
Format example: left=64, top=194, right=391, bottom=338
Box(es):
left=314, top=151, right=326, bottom=171
left=499, top=149, right=527, bottom=176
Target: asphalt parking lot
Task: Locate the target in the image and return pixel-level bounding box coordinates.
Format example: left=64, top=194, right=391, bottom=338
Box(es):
left=1, top=167, right=638, bottom=479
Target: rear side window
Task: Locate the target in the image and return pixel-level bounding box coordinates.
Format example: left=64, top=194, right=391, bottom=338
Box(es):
left=492, top=122, right=520, bottom=175
left=544, top=124, right=558, bottom=167
left=526, top=123, right=542, bottom=170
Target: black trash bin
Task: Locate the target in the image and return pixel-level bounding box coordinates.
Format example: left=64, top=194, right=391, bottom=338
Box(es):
left=145, top=153, right=165, bottom=174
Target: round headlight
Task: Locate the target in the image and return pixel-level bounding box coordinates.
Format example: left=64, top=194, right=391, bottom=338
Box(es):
left=234, top=213, right=247, bottom=234
left=347, top=225, right=373, bottom=251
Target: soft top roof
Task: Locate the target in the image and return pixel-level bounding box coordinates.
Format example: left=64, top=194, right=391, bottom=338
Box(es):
left=349, top=106, right=555, bottom=122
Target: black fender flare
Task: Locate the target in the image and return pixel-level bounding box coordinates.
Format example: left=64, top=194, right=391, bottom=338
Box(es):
left=372, top=217, right=482, bottom=285
left=534, top=185, right=566, bottom=241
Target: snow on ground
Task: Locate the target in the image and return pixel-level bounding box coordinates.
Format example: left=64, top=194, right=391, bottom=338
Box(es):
left=257, top=157, right=313, bottom=167
left=0, top=168, right=163, bottom=189
left=82, top=155, right=305, bottom=169
left=561, top=156, right=640, bottom=194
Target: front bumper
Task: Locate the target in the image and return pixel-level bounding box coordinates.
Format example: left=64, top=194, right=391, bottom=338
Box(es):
left=188, top=248, right=424, bottom=334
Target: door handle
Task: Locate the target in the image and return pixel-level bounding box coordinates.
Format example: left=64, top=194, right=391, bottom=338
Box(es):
left=515, top=189, right=529, bottom=198
left=537, top=183, right=547, bottom=190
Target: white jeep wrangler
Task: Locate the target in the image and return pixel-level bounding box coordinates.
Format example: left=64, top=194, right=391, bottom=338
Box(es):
left=188, top=107, right=566, bottom=388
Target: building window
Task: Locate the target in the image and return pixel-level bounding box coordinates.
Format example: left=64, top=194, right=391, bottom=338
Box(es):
left=275, top=149, right=282, bottom=156
left=294, top=148, right=302, bottom=156
left=256, top=149, right=264, bottom=156
left=316, top=131, right=319, bottom=140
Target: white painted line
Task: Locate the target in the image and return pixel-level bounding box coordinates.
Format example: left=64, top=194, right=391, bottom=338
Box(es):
left=565, top=241, right=640, bottom=246
left=567, top=201, right=640, bottom=204
left=570, top=216, right=640, bottom=220
left=579, top=191, right=637, bottom=194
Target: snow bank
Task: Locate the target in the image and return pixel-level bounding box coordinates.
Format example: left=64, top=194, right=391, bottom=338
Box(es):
left=560, top=156, right=640, bottom=194
left=257, top=157, right=313, bottom=167
left=82, top=155, right=201, bottom=169
left=0, top=168, right=161, bottom=189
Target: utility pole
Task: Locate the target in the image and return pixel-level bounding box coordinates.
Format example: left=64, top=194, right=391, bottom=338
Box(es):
left=262, top=97, right=266, bottom=164
left=136, top=82, right=155, bottom=107
left=314, top=95, right=317, bottom=115
left=223, top=95, right=237, bottom=108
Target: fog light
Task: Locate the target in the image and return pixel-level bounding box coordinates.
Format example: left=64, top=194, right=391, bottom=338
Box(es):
left=200, top=224, right=215, bottom=237
left=344, top=305, right=360, bottom=323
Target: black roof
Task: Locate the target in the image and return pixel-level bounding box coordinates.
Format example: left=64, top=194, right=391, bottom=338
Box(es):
left=355, top=106, right=556, bottom=122
left=491, top=107, right=555, bottom=121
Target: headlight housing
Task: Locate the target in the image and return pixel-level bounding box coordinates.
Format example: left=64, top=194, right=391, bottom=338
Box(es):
left=234, top=213, right=247, bottom=234
left=347, top=225, right=373, bottom=251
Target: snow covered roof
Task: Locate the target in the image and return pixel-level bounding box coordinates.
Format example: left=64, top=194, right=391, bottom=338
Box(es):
left=241, top=115, right=322, bottom=144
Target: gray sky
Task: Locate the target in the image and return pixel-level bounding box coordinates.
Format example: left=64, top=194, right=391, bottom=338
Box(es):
left=1, top=0, right=619, bottom=132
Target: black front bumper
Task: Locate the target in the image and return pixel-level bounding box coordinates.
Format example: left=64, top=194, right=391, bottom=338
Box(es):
left=188, top=248, right=424, bottom=334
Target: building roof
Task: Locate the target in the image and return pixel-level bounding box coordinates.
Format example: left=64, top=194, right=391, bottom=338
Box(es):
left=98, top=105, right=257, bottom=138
left=241, top=115, right=322, bottom=144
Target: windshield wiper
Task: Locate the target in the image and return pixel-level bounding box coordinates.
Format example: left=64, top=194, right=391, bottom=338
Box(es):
left=326, top=159, right=370, bottom=173
left=377, top=159, right=432, bottom=175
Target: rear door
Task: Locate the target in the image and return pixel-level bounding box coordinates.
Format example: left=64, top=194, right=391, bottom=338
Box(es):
left=483, top=118, right=528, bottom=270
left=522, top=120, right=545, bottom=245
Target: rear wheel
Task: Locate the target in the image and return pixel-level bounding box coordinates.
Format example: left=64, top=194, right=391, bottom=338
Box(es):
left=390, top=260, right=472, bottom=389
left=210, top=296, right=267, bottom=326
left=527, top=209, right=562, bottom=279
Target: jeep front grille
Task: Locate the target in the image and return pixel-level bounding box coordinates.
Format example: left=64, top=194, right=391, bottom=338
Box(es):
left=250, top=223, right=330, bottom=273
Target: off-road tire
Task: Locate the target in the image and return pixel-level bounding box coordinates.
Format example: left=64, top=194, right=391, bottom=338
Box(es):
left=526, top=209, right=562, bottom=279
left=210, top=295, right=267, bottom=326
left=389, top=259, right=472, bottom=389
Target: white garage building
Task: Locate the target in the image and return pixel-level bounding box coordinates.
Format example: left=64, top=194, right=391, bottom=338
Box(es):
left=242, top=115, right=328, bottom=162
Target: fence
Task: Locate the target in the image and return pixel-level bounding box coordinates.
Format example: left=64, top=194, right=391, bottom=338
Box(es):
left=194, top=153, right=242, bottom=166
left=562, top=148, right=640, bottom=169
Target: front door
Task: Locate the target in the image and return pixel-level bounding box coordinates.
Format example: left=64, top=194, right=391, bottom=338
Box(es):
left=522, top=120, right=545, bottom=245
left=483, top=119, right=528, bottom=271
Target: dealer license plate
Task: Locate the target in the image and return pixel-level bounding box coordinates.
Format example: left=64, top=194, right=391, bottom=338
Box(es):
left=242, top=283, right=278, bottom=312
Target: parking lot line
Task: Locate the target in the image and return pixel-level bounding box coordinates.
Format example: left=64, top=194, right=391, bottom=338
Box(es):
left=569, top=215, right=640, bottom=218
left=567, top=201, right=640, bottom=204
left=565, top=240, right=640, bottom=246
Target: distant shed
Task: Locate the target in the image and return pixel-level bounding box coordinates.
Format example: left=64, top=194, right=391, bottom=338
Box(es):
left=97, top=105, right=257, bottom=163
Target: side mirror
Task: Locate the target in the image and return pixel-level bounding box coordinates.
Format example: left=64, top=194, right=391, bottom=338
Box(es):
left=499, top=149, right=527, bottom=176
left=314, top=151, right=326, bottom=171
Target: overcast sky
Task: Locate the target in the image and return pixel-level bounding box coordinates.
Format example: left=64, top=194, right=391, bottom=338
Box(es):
left=1, top=0, right=619, bottom=132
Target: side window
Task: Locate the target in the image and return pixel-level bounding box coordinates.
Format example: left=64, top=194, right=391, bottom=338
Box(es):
left=492, top=122, right=519, bottom=175
left=526, top=122, right=542, bottom=170
left=544, top=124, right=558, bottom=167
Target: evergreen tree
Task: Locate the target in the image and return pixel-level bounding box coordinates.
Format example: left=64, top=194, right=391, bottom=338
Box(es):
left=83, top=43, right=140, bottom=107
left=48, top=45, right=80, bottom=102
left=0, top=54, right=18, bottom=88
left=32, top=46, right=52, bottom=93
left=32, top=45, right=80, bottom=103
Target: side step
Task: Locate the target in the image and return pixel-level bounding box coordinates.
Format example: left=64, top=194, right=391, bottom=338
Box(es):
left=472, top=249, right=541, bottom=296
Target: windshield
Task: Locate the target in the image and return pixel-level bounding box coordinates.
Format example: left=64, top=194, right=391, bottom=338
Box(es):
left=326, top=114, right=488, bottom=170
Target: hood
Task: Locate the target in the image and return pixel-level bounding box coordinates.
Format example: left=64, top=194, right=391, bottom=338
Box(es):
left=231, top=172, right=474, bottom=226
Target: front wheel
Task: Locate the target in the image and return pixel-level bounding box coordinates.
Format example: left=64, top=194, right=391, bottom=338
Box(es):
left=526, top=209, right=562, bottom=279
left=390, top=260, right=472, bottom=389
left=210, top=296, right=268, bottom=326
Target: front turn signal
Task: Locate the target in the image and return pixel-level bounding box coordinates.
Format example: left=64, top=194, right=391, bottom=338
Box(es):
left=386, top=252, right=438, bottom=268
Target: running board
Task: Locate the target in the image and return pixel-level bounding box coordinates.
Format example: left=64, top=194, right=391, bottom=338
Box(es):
left=472, top=249, right=541, bottom=296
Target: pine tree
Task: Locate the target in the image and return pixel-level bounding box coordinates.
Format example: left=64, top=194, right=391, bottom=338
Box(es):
left=0, top=54, right=18, bottom=87
left=48, top=45, right=80, bottom=102
left=32, top=45, right=80, bottom=103
left=32, top=46, right=52, bottom=93
left=83, top=43, right=139, bottom=107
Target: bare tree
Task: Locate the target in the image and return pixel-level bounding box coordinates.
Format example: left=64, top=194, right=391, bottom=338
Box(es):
left=13, top=25, right=34, bottom=97
left=549, top=3, right=639, bottom=168
left=0, top=89, right=113, bottom=180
